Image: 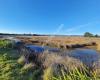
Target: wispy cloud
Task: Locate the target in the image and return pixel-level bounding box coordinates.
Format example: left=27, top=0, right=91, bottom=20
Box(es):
left=52, top=24, right=64, bottom=35
left=46, top=23, right=64, bottom=39
left=65, top=21, right=99, bottom=33
left=65, top=23, right=91, bottom=33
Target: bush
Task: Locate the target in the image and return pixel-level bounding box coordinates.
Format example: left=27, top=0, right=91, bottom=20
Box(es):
left=94, top=34, right=99, bottom=37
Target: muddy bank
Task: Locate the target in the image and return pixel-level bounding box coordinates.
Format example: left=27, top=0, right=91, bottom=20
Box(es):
left=61, top=42, right=97, bottom=49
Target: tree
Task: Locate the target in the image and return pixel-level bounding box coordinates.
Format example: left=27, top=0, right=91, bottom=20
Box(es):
left=84, top=32, right=94, bottom=37
left=94, top=34, right=99, bottom=37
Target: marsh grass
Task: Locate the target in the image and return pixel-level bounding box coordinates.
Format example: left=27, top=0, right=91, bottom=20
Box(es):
left=0, top=40, right=41, bottom=80
left=42, top=51, right=100, bottom=80
left=0, top=48, right=42, bottom=80
left=1, top=39, right=100, bottom=80
left=44, top=67, right=100, bottom=80
left=0, top=39, right=14, bottom=49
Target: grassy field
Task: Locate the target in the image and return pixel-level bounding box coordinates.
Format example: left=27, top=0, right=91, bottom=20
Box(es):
left=17, top=36, right=100, bottom=50
left=0, top=37, right=100, bottom=80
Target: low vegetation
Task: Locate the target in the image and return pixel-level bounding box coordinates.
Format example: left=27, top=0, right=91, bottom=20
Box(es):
left=0, top=40, right=41, bottom=80
left=44, top=67, right=100, bottom=80
left=0, top=38, right=100, bottom=80
left=0, top=39, right=14, bottom=48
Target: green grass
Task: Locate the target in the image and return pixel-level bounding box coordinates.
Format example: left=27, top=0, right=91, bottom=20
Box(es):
left=0, top=40, right=41, bottom=80
left=0, top=39, right=14, bottom=49
left=43, top=67, right=100, bottom=80
left=0, top=49, right=21, bottom=80
left=0, top=48, right=42, bottom=80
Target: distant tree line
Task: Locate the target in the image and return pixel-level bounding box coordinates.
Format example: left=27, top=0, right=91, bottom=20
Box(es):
left=0, top=33, right=48, bottom=36
left=0, top=32, right=99, bottom=37
left=84, top=32, right=99, bottom=37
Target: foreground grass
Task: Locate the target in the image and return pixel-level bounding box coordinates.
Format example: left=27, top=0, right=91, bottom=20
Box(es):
left=0, top=48, right=42, bottom=80
left=44, top=67, right=100, bottom=80
left=0, top=40, right=41, bottom=80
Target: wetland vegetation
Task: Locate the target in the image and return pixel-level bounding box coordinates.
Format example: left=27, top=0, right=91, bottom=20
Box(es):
left=0, top=36, right=100, bottom=80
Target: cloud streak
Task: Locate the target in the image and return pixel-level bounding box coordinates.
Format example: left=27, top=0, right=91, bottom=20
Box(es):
left=65, top=22, right=92, bottom=33
left=65, top=21, right=100, bottom=34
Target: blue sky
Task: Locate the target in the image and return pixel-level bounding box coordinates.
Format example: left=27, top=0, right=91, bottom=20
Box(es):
left=0, top=0, right=100, bottom=35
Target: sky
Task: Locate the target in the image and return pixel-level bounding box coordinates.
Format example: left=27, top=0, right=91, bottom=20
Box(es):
left=0, top=0, right=100, bottom=35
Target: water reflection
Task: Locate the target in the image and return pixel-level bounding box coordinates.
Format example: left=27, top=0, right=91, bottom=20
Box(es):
left=26, top=44, right=100, bottom=68
left=26, top=45, right=60, bottom=53
left=68, top=49, right=100, bottom=67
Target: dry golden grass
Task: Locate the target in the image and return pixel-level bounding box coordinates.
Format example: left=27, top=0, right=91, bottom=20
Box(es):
left=16, top=36, right=100, bottom=50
